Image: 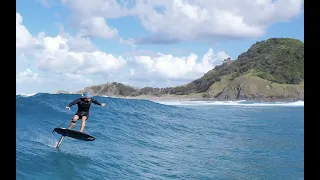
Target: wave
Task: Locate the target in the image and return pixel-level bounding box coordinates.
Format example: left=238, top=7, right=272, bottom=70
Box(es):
left=16, top=93, right=37, bottom=97
left=154, top=100, right=304, bottom=107
left=16, top=92, right=304, bottom=179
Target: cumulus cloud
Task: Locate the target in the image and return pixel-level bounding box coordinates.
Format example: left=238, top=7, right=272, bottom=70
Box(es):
left=133, top=48, right=230, bottom=79
left=16, top=68, right=42, bottom=84
left=60, top=0, right=303, bottom=43
left=62, top=0, right=122, bottom=40
left=76, top=16, right=119, bottom=39
left=16, top=12, right=231, bottom=93
left=16, top=13, right=38, bottom=50
left=36, top=44, right=127, bottom=75
left=16, top=12, right=126, bottom=77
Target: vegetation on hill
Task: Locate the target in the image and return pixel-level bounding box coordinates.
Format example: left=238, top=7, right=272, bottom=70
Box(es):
left=160, top=38, right=304, bottom=95
left=231, top=38, right=304, bottom=84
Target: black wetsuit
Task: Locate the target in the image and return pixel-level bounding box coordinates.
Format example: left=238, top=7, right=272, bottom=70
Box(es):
left=67, top=98, right=102, bottom=120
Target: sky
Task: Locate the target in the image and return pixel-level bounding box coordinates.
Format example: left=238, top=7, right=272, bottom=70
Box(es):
left=16, top=0, right=304, bottom=94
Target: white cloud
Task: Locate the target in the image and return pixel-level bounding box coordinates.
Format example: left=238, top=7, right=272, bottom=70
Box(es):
left=76, top=16, right=119, bottom=39
left=16, top=68, right=42, bottom=84
left=130, top=68, right=135, bottom=76
left=120, top=38, right=136, bottom=48
left=133, top=48, right=230, bottom=79
left=61, top=0, right=303, bottom=43
left=62, top=0, right=122, bottom=39
left=63, top=73, right=93, bottom=85
left=16, top=13, right=37, bottom=50
left=16, top=12, right=231, bottom=93
left=16, top=12, right=126, bottom=77
left=36, top=44, right=127, bottom=74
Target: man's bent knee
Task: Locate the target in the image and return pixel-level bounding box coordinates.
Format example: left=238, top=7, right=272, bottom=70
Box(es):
left=73, top=115, right=79, bottom=120
left=81, top=116, right=87, bottom=121
left=71, top=115, right=79, bottom=123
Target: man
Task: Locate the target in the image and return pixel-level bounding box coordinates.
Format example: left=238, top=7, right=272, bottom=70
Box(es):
left=66, top=91, right=105, bottom=132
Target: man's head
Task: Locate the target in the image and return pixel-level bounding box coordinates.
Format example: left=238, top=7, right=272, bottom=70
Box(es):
left=82, top=91, right=93, bottom=101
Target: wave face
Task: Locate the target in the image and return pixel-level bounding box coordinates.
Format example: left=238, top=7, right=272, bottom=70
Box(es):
left=17, top=93, right=304, bottom=180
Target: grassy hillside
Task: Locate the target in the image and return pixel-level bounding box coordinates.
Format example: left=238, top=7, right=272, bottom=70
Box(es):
left=62, top=38, right=304, bottom=101
left=205, top=70, right=304, bottom=101
left=171, top=38, right=304, bottom=95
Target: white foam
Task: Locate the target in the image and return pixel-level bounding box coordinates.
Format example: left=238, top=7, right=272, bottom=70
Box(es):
left=34, top=136, right=58, bottom=148
left=17, top=129, right=58, bottom=149
left=155, top=100, right=304, bottom=107
left=16, top=93, right=37, bottom=97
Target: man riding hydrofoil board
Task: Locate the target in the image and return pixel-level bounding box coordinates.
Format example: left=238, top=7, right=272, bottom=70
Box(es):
left=66, top=91, right=105, bottom=132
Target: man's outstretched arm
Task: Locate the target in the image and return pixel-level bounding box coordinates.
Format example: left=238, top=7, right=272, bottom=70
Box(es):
left=92, top=99, right=105, bottom=106
left=66, top=98, right=80, bottom=109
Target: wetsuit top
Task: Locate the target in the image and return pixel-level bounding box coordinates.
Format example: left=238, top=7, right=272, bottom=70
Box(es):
left=67, top=98, right=102, bottom=113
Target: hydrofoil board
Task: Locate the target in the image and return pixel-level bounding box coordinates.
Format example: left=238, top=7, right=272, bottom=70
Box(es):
left=52, top=127, right=95, bottom=148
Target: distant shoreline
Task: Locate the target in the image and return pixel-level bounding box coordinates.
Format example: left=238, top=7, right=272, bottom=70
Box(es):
left=18, top=92, right=303, bottom=103
left=94, top=94, right=304, bottom=103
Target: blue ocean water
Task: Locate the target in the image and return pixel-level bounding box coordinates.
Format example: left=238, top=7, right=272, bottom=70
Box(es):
left=16, top=93, right=304, bottom=180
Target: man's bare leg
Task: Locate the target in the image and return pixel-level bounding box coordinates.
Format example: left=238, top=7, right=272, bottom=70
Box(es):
left=68, top=115, right=79, bottom=129
left=80, top=116, right=87, bottom=132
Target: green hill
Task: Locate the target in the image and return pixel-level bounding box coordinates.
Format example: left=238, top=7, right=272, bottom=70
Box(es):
left=172, top=38, right=304, bottom=94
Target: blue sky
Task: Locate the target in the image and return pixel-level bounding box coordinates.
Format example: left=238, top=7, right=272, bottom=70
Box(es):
left=16, top=0, right=304, bottom=94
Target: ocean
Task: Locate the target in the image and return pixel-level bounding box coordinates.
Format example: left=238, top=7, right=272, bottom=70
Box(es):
left=16, top=93, right=304, bottom=180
